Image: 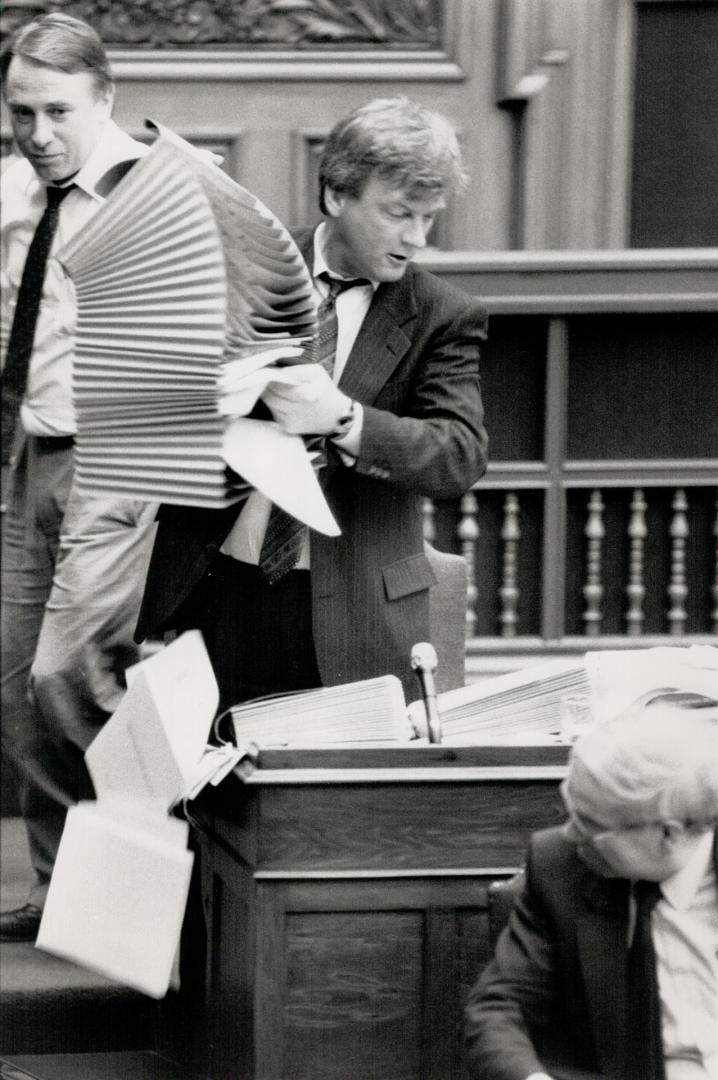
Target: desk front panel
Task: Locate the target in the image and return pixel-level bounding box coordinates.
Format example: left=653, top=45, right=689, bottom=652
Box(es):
left=196, top=760, right=565, bottom=1080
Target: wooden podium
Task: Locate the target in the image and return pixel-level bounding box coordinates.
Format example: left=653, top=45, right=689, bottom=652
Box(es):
left=190, top=744, right=568, bottom=1080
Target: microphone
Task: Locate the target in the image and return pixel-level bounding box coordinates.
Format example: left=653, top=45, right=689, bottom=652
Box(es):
left=410, top=642, right=442, bottom=744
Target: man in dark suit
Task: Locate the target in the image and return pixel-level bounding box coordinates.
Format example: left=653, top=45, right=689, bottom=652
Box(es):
left=464, top=705, right=718, bottom=1080
left=135, top=96, right=488, bottom=707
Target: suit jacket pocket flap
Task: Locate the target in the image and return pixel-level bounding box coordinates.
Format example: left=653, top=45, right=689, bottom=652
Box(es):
left=382, top=553, right=437, bottom=601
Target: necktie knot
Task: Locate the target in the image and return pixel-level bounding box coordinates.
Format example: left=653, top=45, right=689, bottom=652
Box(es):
left=45, top=183, right=77, bottom=210
left=318, top=272, right=370, bottom=305
left=633, top=879, right=663, bottom=923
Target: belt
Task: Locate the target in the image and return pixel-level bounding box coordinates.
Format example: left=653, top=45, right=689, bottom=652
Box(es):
left=33, top=435, right=75, bottom=453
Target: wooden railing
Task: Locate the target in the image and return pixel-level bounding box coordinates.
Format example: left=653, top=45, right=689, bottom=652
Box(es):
left=416, top=249, right=718, bottom=679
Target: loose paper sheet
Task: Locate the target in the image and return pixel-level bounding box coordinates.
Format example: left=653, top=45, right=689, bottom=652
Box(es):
left=222, top=417, right=340, bottom=536
left=86, top=630, right=220, bottom=808
left=36, top=801, right=193, bottom=999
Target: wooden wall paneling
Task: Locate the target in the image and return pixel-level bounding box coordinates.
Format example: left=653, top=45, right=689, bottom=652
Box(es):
left=593, top=0, right=635, bottom=248
left=560, top=0, right=633, bottom=249
left=0, top=0, right=644, bottom=251
left=631, top=0, right=718, bottom=247
left=205, top=845, right=257, bottom=1080
left=423, top=907, right=463, bottom=1080
left=285, top=905, right=425, bottom=1080
left=496, top=0, right=635, bottom=248
left=228, top=781, right=564, bottom=874
left=254, top=882, right=287, bottom=1078
left=541, top=317, right=570, bottom=638
left=292, top=129, right=325, bottom=230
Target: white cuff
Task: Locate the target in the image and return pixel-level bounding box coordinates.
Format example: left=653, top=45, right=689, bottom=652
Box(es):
left=330, top=400, right=363, bottom=458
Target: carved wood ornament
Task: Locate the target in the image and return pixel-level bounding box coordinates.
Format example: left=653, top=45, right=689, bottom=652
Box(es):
left=2, top=0, right=440, bottom=48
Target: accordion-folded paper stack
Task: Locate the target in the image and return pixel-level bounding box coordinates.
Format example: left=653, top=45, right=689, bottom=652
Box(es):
left=59, top=121, right=336, bottom=531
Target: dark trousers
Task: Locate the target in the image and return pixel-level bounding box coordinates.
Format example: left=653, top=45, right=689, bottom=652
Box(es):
left=173, top=553, right=322, bottom=712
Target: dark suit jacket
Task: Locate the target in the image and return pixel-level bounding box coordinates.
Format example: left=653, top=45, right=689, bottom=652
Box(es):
left=135, top=228, right=488, bottom=699
left=464, top=826, right=718, bottom=1080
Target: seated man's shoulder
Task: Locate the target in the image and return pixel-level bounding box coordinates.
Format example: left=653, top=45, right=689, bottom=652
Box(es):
left=529, top=825, right=584, bottom=881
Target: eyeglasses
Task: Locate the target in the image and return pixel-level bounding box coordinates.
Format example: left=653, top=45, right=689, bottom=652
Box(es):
left=563, top=812, right=675, bottom=847
left=561, top=786, right=682, bottom=847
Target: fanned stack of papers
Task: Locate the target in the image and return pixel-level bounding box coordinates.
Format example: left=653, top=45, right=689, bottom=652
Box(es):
left=58, top=120, right=338, bottom=535
left=408, top=659, right=590, bottom=744
left=227, top=675, right=412, bottom=749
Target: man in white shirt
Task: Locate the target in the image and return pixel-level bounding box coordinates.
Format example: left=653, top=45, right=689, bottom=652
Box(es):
left=464, top=704, right=718, bottom=1080
left=0, top=13, right=156, bottom=941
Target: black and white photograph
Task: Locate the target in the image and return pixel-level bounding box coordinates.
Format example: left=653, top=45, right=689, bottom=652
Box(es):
left=1, top=2, right=717, bottom=1078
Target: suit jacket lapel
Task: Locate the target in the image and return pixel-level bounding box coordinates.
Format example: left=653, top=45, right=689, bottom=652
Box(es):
left=338, top=277, right=416, bottom=403
left=576, top=871, right=632, bottom=1079
left=293, top=227, right=417, bottom=405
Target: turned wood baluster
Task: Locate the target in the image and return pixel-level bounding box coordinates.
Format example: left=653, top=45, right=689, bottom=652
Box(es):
left=458, top=492, right=479, bottom=637
left=499, top=493, right=520, bottom=637
left=582, top=489, right=605, bottom=637
left=667, top=488, right=689, bottom=635
left=713, top=493, right=718, bottom=634
left=624, top=488, right=647, bottom=636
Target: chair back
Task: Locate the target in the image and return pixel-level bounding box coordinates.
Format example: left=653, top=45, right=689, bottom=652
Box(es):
left=424, top=543, right=468, bottom=694
left=487, top=871, right=525, bottom=948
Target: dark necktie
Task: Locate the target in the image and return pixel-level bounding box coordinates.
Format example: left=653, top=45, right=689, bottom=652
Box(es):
left=258, top=273, right=368, bottom=584
left=1, top=184, right=76, bottom=464
left=627, top=879, right=666, bottom=1080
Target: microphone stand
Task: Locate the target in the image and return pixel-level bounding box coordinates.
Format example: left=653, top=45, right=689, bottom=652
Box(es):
left=410, top=642, right=442, bottom=744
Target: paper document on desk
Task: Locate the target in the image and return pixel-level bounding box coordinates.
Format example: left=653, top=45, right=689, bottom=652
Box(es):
left=586, top=644, right=718, bottom=720
left=36, top=798, right=193, bottom=999
left=226, top=675, right=412, bottom=750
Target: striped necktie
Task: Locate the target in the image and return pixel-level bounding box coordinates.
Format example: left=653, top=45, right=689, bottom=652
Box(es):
left=258, top=273, right=368, bottom=584
left=1, top=184, right=76, bottom=463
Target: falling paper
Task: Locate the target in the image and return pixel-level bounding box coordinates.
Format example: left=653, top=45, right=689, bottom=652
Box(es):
left=222, top=417, right=340, bottom=536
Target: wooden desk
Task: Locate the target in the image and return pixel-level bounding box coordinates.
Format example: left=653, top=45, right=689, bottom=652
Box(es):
left=191, top=745, right=568, bottom=1080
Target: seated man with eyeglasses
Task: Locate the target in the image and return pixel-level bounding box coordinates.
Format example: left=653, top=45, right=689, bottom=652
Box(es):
left=464, top=703, right=718, bottom=1080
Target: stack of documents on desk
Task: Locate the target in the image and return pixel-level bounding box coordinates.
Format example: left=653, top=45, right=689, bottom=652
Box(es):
left=585, top=643, right=718, bottom=720
left=226, top=675, right=412, bottom=749
left=406, top=644, right=718, bottom=746
left=407, top=659, right=590, bottom=744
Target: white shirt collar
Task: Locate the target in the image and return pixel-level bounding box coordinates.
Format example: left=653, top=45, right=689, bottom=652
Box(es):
left=312, top=222, right=377, bottom=289
left=661, top=829, right=715, bottom=911
left=70, top=119, right=147, bottom=201
left=16, top=119, right=146, bottom=204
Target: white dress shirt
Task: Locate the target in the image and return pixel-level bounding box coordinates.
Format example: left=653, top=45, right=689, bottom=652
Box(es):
left=657, top=831, right=718, bottom=1079
left=1, top=121, right=147, bottom=437
left=221, top=221, right=376, bottom=565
